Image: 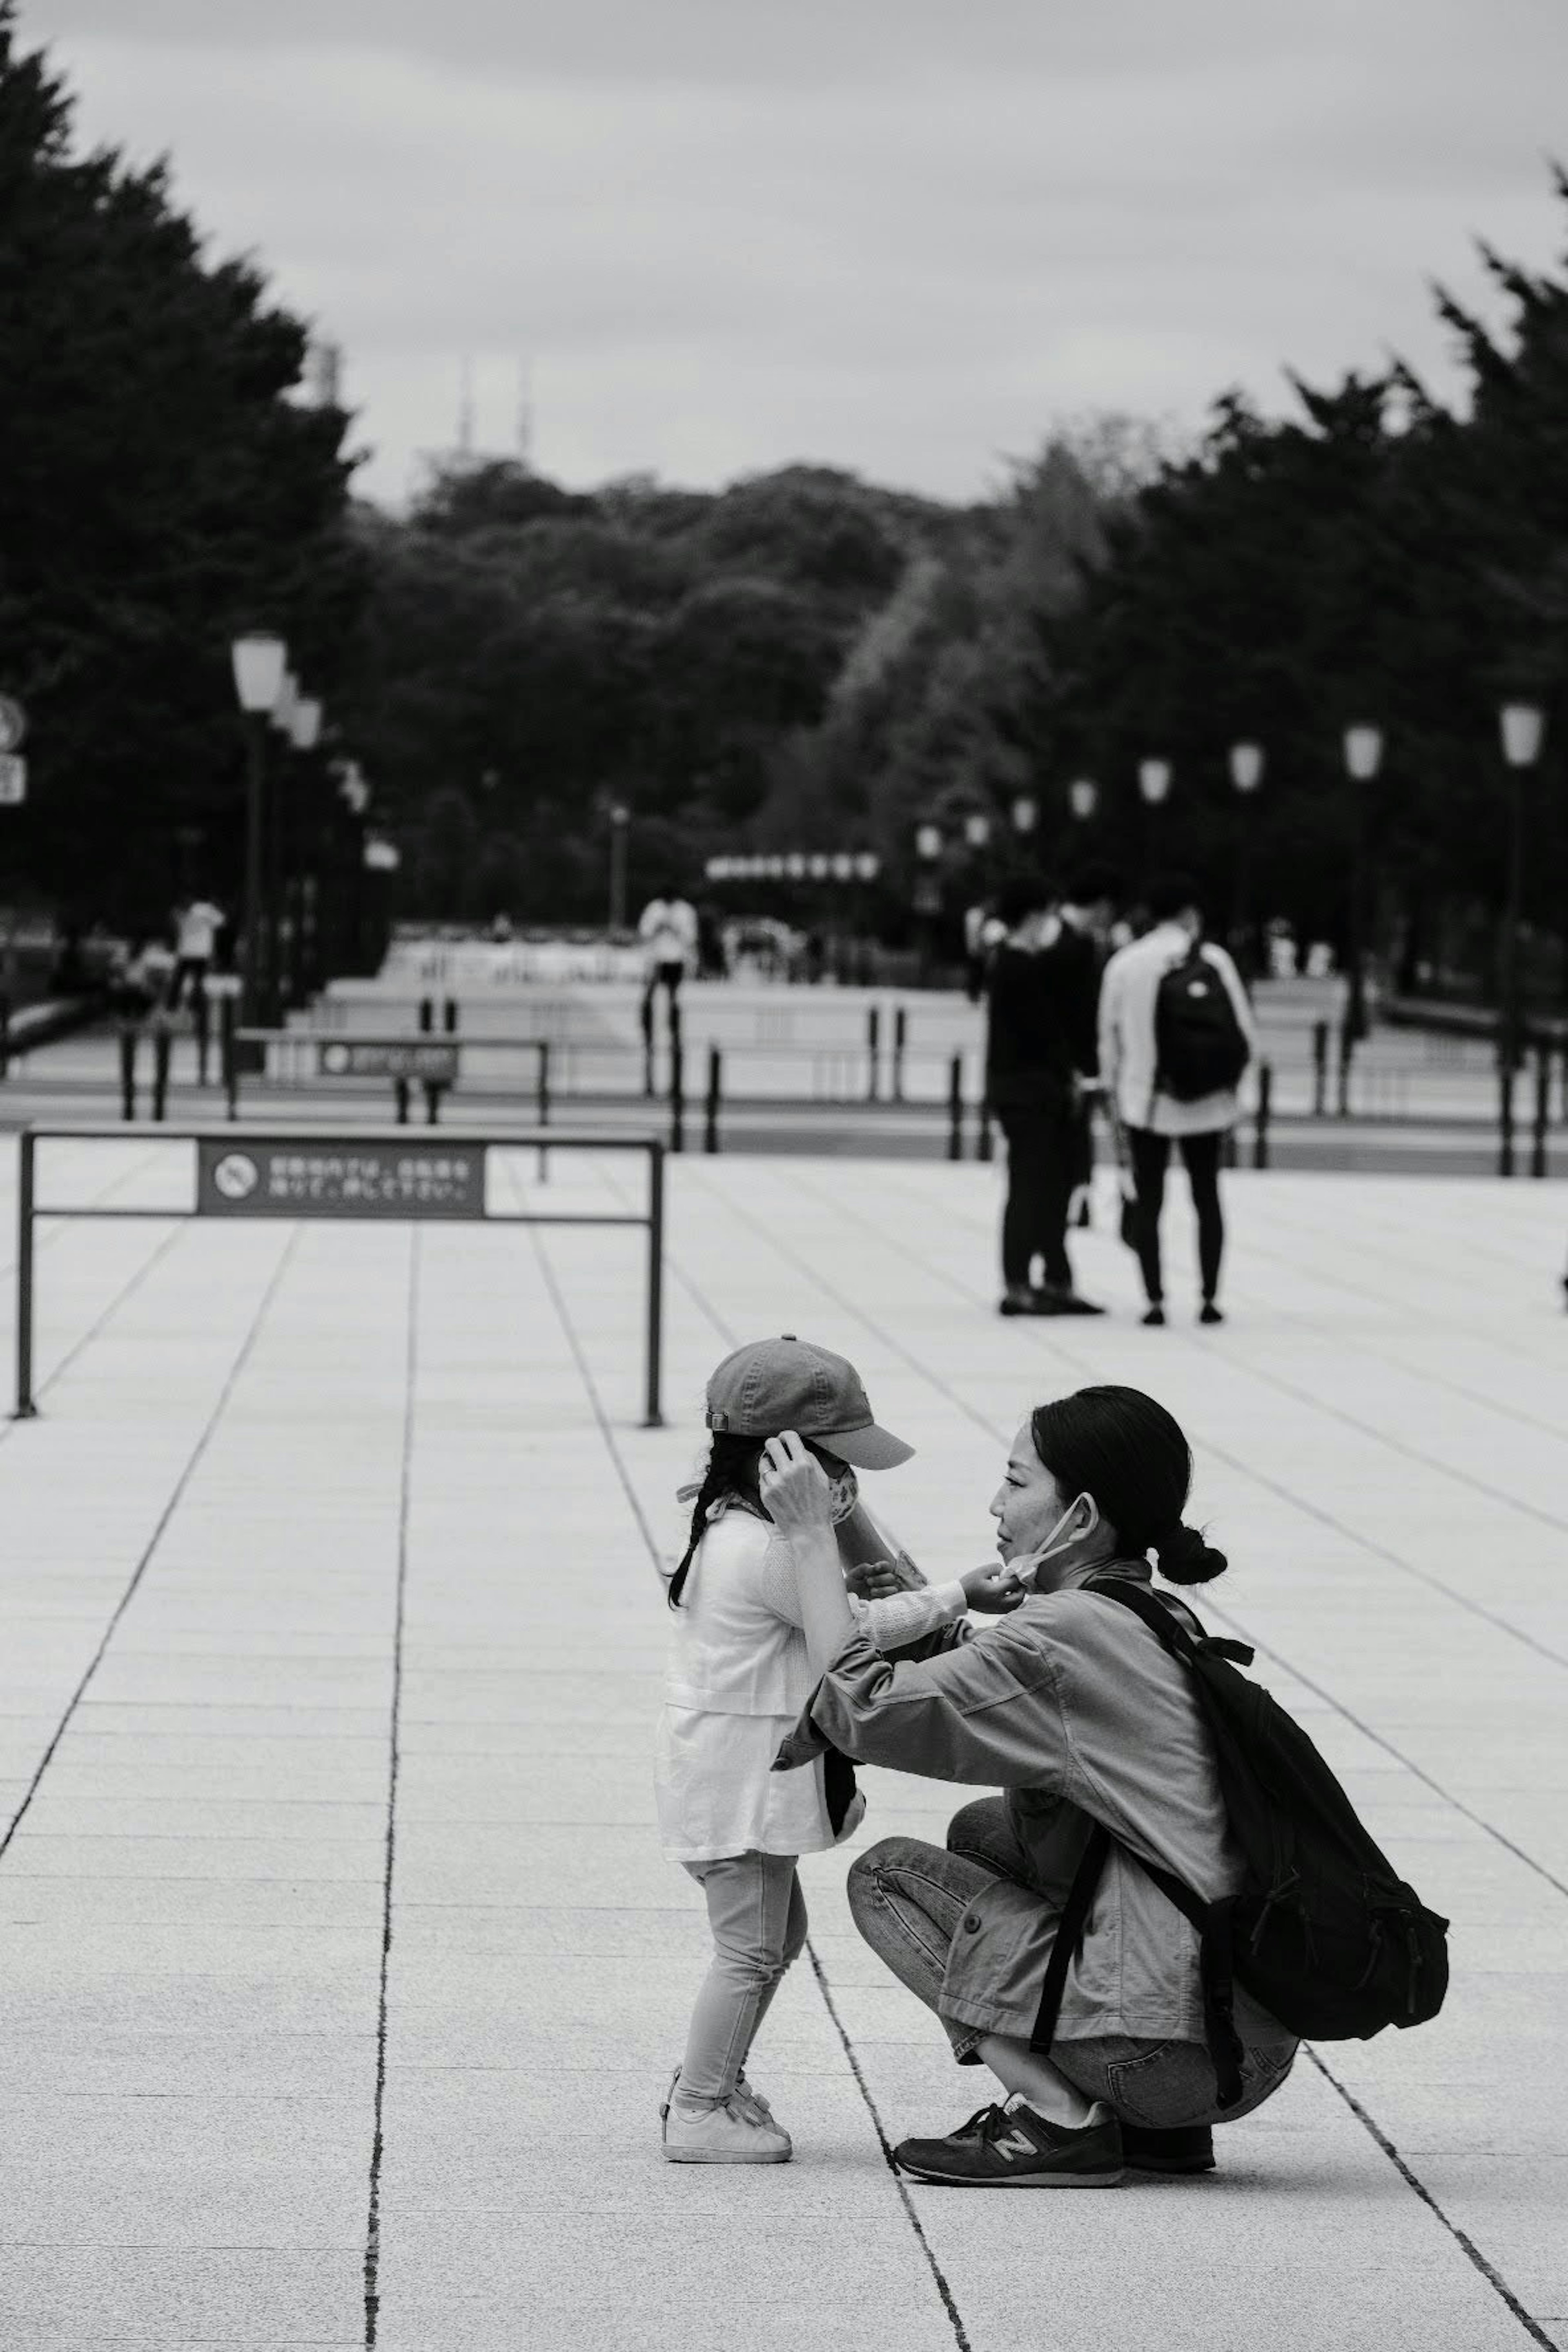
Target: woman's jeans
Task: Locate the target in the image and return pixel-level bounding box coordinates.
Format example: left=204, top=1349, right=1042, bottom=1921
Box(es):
left=679, top=1851, right=808, bottom=2103
left=847, top=1800, right=1298, bottom=2130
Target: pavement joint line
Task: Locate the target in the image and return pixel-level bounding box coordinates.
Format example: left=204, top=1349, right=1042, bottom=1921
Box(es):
left=811, top=1160, right=1568, bottom=1677
left=0, top=1223, right=303, bottom=1873
left=525, top=1204, right=977, bottom=2352
left=1302, top=2047, right=1561, bottom=2351
left=361, top=1224, right=417, bottom=2352
left=687, top=1163, right=1568, bottom=2332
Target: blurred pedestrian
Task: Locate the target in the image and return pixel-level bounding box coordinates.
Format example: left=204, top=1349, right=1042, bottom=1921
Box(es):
left=637, top=880, right=699, bottom=1089
left=1098, top=873, right=1256, bottom=1328
left=986, top=875, right=1104, bottom=1318
left=1056, top=864, right=1127, bottom=1226
left=169, top=895, right=225, bottom=1010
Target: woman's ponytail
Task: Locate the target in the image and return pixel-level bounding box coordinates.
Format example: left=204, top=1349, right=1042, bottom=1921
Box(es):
left=1152, top=1520, right=1228, bottom=1586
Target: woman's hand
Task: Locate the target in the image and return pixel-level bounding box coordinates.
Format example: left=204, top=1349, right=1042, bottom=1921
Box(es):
left=758, top=1431, right=835, bottom=1536
left=844, top=1558, right=902, bottom=1600
left=961, top=1561, right=1029, bottom=1615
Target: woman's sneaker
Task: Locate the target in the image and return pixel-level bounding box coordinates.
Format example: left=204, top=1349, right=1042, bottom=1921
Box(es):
left=660, top=2070, right=791, bottom=2163
left=893, top=2096, right=1123, bottom=2187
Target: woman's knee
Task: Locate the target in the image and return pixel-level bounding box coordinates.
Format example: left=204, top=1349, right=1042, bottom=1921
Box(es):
left=945, top=1797, right=1009, bottom=1858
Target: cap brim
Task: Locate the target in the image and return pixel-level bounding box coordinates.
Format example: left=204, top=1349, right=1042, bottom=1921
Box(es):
left=818, top=1422, right=915, bottom=1471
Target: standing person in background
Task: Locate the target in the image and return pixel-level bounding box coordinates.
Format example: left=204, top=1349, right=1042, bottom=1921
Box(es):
left=986, top=876, right=1104, bottom=1319
left=637, top=880, right=699, bottom=1094
left=1056, top=864, right=1127, bottom=1227
left=169, top=896, right=225, bottom=1011
left=1098, top=873, right=1257, bottom=1329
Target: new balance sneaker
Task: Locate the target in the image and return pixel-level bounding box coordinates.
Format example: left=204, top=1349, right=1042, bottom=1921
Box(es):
left=1122, top=2122, right=1216, bottom=2175
left=660, top=2068, right=791, bottom=2164
left=892, top=2095, right=1123, bottom=2187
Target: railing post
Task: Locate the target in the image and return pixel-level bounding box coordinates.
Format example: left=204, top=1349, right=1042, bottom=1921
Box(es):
left=977, top=1095, right=994, bottom=1163
left=118, top=1027, right=138, bottom=1122
left=670, top=1045, right=685, bottom=1154
left=423, top=1081, right=441, bottom=1125
left=1254, top=1062, right=1272, bottom=1170
left=866, top=1007, right=880, bottom=1102
left=14, top=1129, right=36, bottom=1418
left=194, top=978, right=212, bottom=1086
left=893, top=1007, right=907, bottom=1102
left=1531, top=1039, right=1550, bottom=1179
left=443, top=997, right=459, bottom=1034
left=151, top=1023, right=172, bottom=1123
left=394, top=1078, right=410, bottom=1125
left=223, top=1006, right=239, bottom=1120
left=418, top=996, right=433, bottom=1034
left=1498, top=1056, right=1516, bottom=1178
left=947, top=1054, right=964, bottom=1162
left=644, top=1143, right=666, bottom=1428
left=1311, top=1020, right=1327, bottom=1117
left=705, top=1045, right=722, bottom=1155
left=1336, top=1024, right=1353, bottom=1118
left=536, top=1042, right=551, bottom=1183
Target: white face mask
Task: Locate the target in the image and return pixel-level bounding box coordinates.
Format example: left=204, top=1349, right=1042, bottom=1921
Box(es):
left=1016, top=1492, right=1098, bottom=1586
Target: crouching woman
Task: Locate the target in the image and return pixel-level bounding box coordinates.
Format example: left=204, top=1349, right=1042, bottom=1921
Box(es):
left=766, top=1385, right=1299, bottom=2187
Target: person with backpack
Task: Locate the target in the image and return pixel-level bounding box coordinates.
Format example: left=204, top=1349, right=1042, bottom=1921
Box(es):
left=770, top=1384, right=1447, bottom=2186
left=1097, top=871, right=1257, bottom=1327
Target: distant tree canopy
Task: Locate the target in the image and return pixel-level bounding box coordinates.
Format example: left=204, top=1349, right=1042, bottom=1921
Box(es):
left=0, top=2, right=360, bottom=922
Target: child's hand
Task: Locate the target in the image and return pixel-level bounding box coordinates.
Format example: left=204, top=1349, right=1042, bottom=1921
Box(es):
left=961, top=1561, right=1029, bottom=1614
left=845, top=1559, right=902, bottom=1600
left=759, top=1431, right=835, bottom=1535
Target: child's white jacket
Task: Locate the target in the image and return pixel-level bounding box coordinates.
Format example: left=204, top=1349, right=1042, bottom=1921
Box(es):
left=655, top=1504, right=967, bottom=1862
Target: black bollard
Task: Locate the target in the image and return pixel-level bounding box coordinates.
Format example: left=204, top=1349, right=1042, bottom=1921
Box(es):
left=704, top=1045, right=722, bottom=1155
left=893, top=1007, right=907, bottom=1102
left=1336, top=1025, right=1354, bottom=1118
left=1531, top=1040, right=1550, bottom=1180
left=394, top=1078, right=410, bottom=1125
left=118, top=1027, right=138, bottom=1121
left=418, top=997, right=433, bottom=1034
left=1498, top=1057, right=1516, bottom=1178
left=669, top=1043, right=686, bottom=1154
left=947, top=1054, right=964, bottom=1162
left=0, top=992, right=11, bottom=1081
left=977, top=1096, right=994, bottom=1164
left=1311, top=1020, right=1327, bottom=1117
left=866, top=1007, right=880, bottom=1103
left=443, top=997, right=459, bottom=1033
left=1254, top=1063, right=1272, bottom=1170
left=423, top=1081, right=442, bottom=1125
left=151, top=1025, right=172, bottom=1123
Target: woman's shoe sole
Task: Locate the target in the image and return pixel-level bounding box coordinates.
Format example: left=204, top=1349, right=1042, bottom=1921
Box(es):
left=895, top=2161, right=1124, bottom=2188
left=662, top=2145, right=792, bottom=2164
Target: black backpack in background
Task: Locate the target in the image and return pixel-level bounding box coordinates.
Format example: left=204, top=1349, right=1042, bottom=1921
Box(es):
left=1029, top=1580, right=1450, bottom=2107
left=1154, top=944, right=1250, bottom=1102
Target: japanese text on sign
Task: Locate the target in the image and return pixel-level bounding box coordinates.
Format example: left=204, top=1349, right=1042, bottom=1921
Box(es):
left=196, top=1139, right=486, bottom=1220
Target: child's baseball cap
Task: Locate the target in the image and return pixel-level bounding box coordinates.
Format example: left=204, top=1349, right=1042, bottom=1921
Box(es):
left=704, top=1335, right=914, bottom=1471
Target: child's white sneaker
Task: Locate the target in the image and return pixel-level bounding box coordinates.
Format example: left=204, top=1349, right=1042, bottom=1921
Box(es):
left=660, top=2070, right=791, bottom=2163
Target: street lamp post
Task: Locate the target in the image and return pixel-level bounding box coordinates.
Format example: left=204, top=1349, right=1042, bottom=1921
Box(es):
left=1138, top=759, right=1171, bottom=882
left=1228, top=741, right=1264, bottom=976
left=285, top=695, right=322, bottom=1006
left=229, top=634, right=287, bottom=1027
left=608, top=803, right=630, bottom=932
left=1342, top=724, right=1383, bottom=1045
left=1498, top=701, right=1545, bottom=1080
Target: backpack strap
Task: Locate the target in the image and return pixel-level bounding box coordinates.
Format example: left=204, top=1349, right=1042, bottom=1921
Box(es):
left=1065, top=1576, right=1253, bottom=2107
left=1028, top=1821, right=1111, bottom=2059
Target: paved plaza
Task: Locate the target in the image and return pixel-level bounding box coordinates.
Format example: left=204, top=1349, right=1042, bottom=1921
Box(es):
left=0, top=1132, right=1564, bottom=2349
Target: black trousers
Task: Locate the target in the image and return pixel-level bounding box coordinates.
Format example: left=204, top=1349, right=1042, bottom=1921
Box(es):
left=640, top=961, right=686, bottom=1043
left=1126, top=1126, right=1225, bottom=1305
left=996, top=1098, right=1078, bottom=1291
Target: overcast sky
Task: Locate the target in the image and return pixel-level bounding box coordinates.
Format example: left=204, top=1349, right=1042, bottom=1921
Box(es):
left=21, top=0, right=1568, bottom=509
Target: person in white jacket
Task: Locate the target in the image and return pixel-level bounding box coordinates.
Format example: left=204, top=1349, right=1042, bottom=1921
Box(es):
left=1098, top=873, right=1258, bottom=1327
left=656, top=1334, right=1023, bottom=2165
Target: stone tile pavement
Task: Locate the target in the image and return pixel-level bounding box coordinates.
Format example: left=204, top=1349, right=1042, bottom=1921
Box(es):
left=0, top=1132, right=1563, bottom=2349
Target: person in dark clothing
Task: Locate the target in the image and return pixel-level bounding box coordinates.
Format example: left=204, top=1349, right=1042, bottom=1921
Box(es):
left=986, top=875, right=1105, bottom=1319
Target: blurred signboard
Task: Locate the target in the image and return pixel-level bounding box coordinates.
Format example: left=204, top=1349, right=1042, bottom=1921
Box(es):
left=196, top=1139, right=485, bottom=1220
left=317, top=1040, right=458, bottom=1083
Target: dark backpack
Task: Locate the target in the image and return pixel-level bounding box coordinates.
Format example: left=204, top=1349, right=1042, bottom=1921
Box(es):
left=1029, top=1580, right=1450, bottom=2108
left=1154, top=944, right=1249, bottom=1102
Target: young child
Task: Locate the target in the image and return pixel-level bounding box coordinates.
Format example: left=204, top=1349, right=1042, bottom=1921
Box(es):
left=656, top=1334, right=1021, bottom=2164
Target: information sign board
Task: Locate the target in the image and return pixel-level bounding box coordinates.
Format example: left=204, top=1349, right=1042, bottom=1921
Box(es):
left=196, top=1138, right=486, bottom=1220
left=317, top=1039, right=459, bottom=1084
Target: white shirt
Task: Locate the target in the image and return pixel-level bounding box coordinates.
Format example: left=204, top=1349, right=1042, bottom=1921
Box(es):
left=638, top=898, right=698, bottom=972
left=176, top=902, right=223, bottom=959
left=655, top=1506, right=968, bottom=1862
left=1098, top=922, right=1258, bottom=1136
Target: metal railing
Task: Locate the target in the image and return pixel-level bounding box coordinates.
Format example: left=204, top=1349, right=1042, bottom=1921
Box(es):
left=11, top=1123, right=665, bottom=1426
